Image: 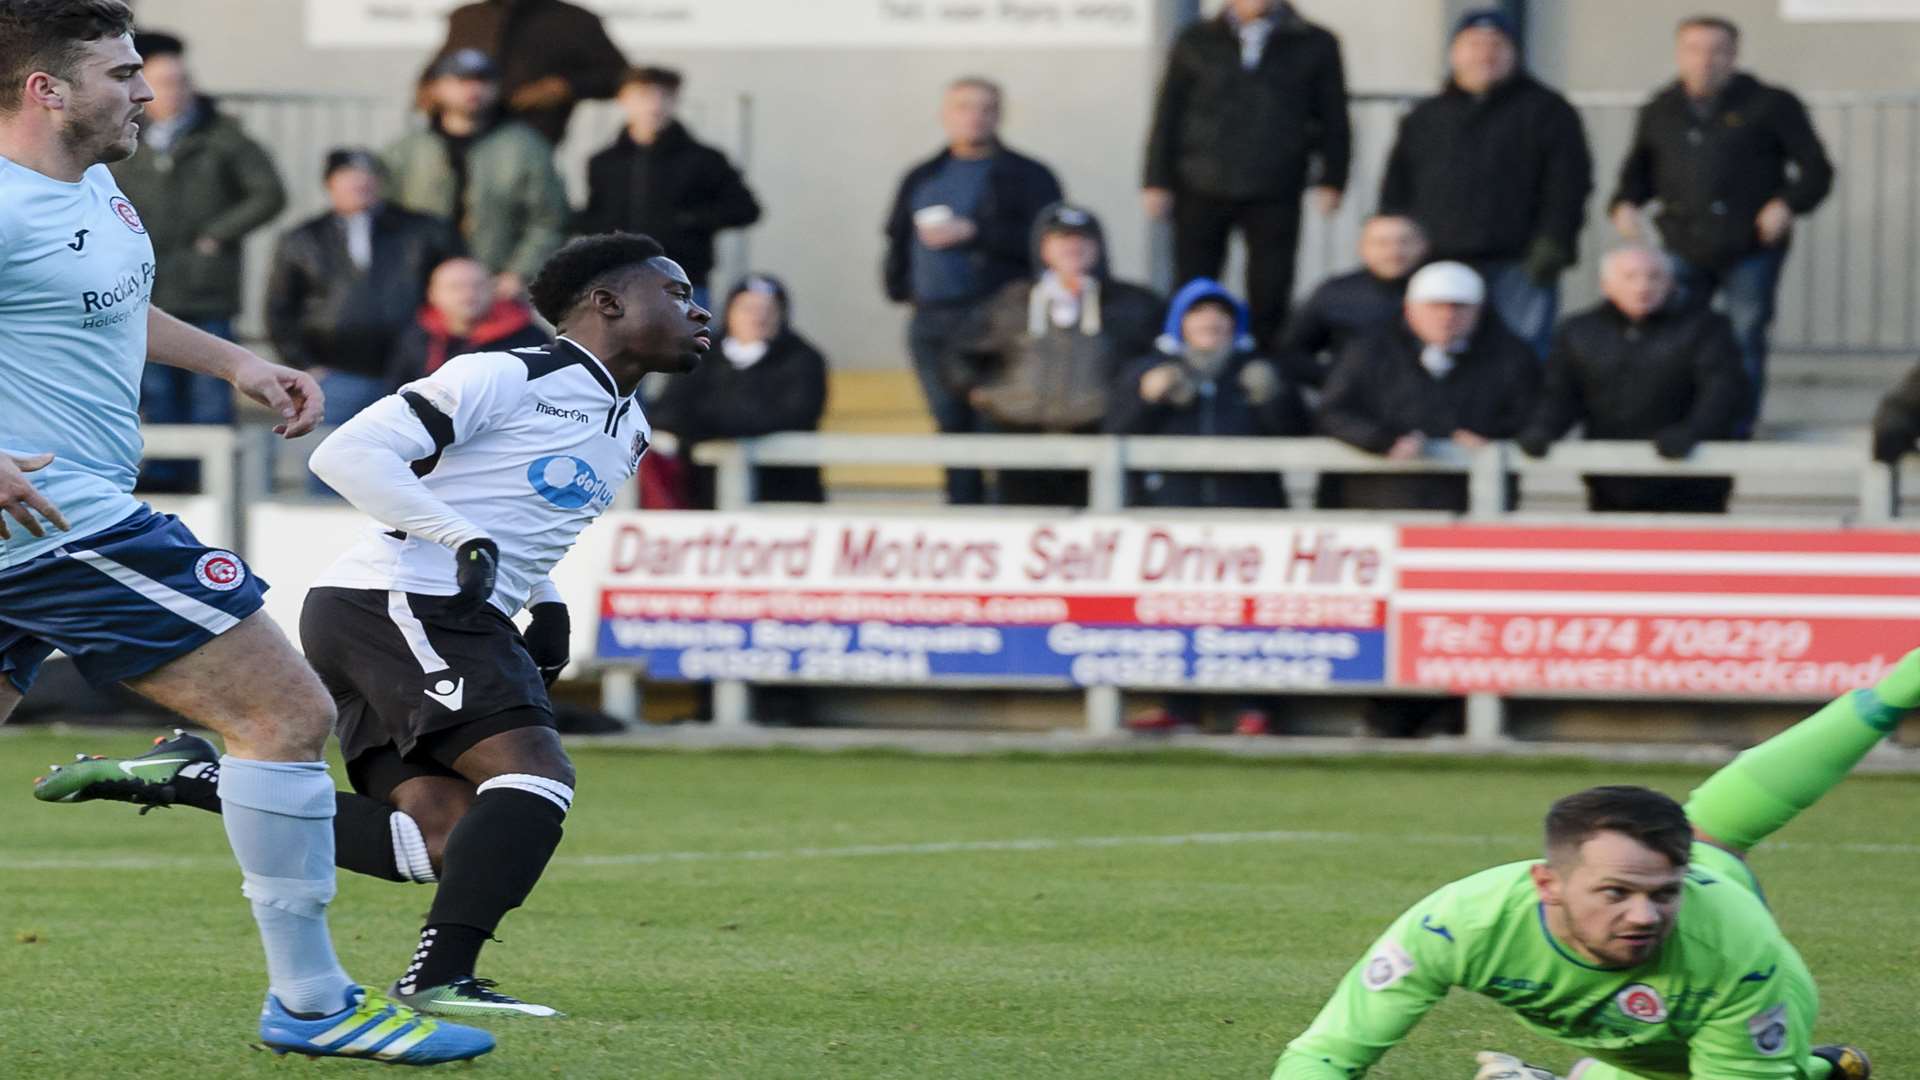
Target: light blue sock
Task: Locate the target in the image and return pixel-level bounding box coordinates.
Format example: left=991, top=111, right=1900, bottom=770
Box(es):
left=217, top=757, right=355, bottom=1016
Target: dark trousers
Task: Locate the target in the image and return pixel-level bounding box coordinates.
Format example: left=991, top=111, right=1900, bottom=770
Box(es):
left=1585, top=476, right=1733, bottom=514
left=1672, top=248, right=1787, bottom=435
left=907, top=303, right=985, bottom=505
left=1172, top=192, right=1303, bottom=346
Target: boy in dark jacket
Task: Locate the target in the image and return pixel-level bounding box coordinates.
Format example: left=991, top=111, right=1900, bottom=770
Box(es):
left=650, top=274, right=829, bottom=507
left=1107, top=277, right=1308, bottom=510
left=388, top=256, right=549, bottom=385
left=946, top=203, right=1162, bottom=507
left=576, top=67, right=760, bottom=302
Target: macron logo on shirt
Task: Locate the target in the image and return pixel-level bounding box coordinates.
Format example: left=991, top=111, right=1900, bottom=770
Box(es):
left=534, top=401, right=591, bottom=424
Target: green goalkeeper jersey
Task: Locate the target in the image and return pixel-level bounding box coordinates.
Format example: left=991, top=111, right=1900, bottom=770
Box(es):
left=1274, top=842, right=1816, bottom=1079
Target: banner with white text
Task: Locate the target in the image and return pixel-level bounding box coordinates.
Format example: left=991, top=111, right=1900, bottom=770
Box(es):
left=593, top=514, right=1393, bottom=689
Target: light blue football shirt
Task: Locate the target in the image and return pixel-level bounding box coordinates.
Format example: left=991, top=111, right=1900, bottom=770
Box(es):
left=0, top=157, right=154, bottom=569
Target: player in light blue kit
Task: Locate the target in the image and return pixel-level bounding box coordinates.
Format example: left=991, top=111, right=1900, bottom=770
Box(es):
left=0, top=1, right=490, bottom=1063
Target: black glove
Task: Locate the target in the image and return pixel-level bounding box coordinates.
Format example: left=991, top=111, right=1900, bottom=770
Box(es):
left=1654, top=425, right=1697, bottom=461
left=1522, top=235, right=1573, bottom=285
left=449, top=538, right=499, bottom=617
left=525, top=602, right=571, bottom=686
left=1515, top=432, right=1553, bottom=460
left=1873, top=428, right=1912, bottom=465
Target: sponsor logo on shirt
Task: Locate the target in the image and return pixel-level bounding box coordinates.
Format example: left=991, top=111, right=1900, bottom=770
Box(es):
left=1616, top=984, right=1668, bottom=1023
left=194, top=551, right=246, bottom=592
left=79, top=261, right=155, bottom=329
left=528, top=455, right=616, bottom=510
left=1748, top=1004, right=1789, bottom=1055
left=1361, top=941, right=1415, bottom=992
left=110, top=195, right=145, bottom=233
left=1486, top=976, right=1551, bottom=993
left=535, top=400, right=591, bottom=424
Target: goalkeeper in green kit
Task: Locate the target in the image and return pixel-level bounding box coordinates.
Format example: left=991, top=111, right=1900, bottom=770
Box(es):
left=1271, top=652, right=1920, bottom=1080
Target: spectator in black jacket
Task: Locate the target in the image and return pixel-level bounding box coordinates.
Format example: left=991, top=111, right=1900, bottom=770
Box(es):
left=1142, top=0, right=1350, bottom=346
left=266, top=150, right=462, bottom=491
left=945, top=203, right=1163, bottom=507
left=388, top=256, right=549, bottom=386
left=1873, top=362, right=1920, bottom=465
left=1611, top=15, right=1833, bottom=435
left=1108, top=277, right=1307, bottom=510
left=576, top=67, right=760, bottom=305
left=426, top=0, right=627, bottom=146
left=650, top=273, right=829, bottom=507
left=883, top=77, right=1064, bottom=505
left=1517, top=247, right=1748, bottom=513
left=1379, top=8, right=1592, bottom=357
left=1317, top=261, right=1540, bottom=511
left=1276, top=214, right=1427, bottom=388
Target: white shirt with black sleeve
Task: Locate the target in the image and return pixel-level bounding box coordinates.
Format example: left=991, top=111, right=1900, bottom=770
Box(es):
left=309, top=336, right=649, bottom=617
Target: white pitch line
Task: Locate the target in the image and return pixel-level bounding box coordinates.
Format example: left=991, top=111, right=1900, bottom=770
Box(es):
left=0, top=829, right=1915, bottom=873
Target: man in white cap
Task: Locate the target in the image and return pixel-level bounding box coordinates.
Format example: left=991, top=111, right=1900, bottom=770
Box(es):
left=1316, top=260, right=1539, bottom=513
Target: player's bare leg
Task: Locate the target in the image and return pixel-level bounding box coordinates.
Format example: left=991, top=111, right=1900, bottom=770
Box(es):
left=391, top=723, right=574, bottom=1017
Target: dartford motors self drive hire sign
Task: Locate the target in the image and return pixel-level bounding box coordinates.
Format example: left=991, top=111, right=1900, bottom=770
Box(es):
left=593, top=514, right=1392, bottom=689
left=306, top=0, right=1152, bottom=49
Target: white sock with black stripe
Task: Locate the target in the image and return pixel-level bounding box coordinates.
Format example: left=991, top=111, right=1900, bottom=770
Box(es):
left=474, top=773, right=574, bottom=814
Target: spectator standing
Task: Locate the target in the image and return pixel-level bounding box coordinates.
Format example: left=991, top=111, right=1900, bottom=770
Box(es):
left=650, top=273, right=829, bottom=507
left=111, top=31, right=286, bottom=491
left=384, top=49, right=570, bottom=299
left=265, top=149, right=461, bottom=485
left=1276, top=214, right=1427, bottom=388
left=1379, top=8, right=1592, bottom=356
left=1316, top=261, right=1539, bottom=512
left=1517, top=247, right=1747, bottom=513
left=1142, top=0, right=1350, bottom=346
left=427, top=0, right=626, bottom=147
left=1870, top=361, right=1920, bottom=466
left=1611, top=15, right=1833, bottom=434
left=576, top=67, right=760, bottom=306
left=387, top=256, right=549, bottom=386
left=945, top=203, right=1163, bottom=507
left=883, top=77, right=1063, bottom=505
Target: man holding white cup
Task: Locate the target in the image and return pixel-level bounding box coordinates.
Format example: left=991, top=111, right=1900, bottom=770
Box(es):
left=882, top=77, right=1064, bottom=505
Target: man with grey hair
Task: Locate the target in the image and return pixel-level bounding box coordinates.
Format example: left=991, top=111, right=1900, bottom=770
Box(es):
left=1517, top=246, right=1747, bottom=513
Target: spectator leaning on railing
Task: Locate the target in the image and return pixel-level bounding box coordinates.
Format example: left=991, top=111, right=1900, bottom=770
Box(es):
left=649, top=273, right=829, bottom=508
left=1141, top=0, right=1350, bottom=347
left=265, top=149, right=461, bottom=463
left=883, top=76, right=1064, bottom=506
left=1870, top=361, right=1920, bottom=466
left=385, top=48, right=570, bottom=301
left=111, top=30, right=285, bottom=492
left=1275, top=214, right=1427, bottom=390
left=1611, top=14, right=1833, bottom=436
left=576, top=66, right=760, bottom=307
left=1516, top=246, right=1748, bottom=514
left=1316, top=260, right=1539, bottom=513
left=943, top=203, right=1163, bottom=508
left=387, top=256, right=549, bottom=387
left=1380, top=8, right=1592, bottom=358
left=426, top=0, right=627, bottom=147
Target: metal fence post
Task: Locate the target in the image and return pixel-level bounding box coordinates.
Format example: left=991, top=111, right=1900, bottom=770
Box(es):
left=711, top=442, right=755, bottom=511
left=1468, top=444, right=1507, bottom=520
left=1860, top=460, right=1896, bottom=524
left=1085, top=684, right=1123, bottom=736
left=712, top=680, right=754, bottom=730
left=1089, top=437, right=1126, bottom=514
left=1465, top=693, right=1508, bottom=744
left=600, top=668, right=641, bottom=726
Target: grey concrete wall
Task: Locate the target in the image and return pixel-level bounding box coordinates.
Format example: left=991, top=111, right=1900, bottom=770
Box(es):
left=132, top=0, right=1450, bottom=369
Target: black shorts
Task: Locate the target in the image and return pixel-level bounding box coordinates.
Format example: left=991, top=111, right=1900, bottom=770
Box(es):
left=301, top=587, right=553, bottom=788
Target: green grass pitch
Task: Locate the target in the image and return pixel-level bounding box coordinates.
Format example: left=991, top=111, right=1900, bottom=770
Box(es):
left=1, top=731, right=1914, bottom=1078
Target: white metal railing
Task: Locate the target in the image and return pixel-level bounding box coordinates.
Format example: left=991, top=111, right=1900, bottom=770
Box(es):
left=694, top=433, right=1904, bottom=523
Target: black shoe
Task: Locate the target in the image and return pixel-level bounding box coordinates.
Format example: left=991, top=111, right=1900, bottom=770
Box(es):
left=1813, top=1045, right=1871, bottom=1080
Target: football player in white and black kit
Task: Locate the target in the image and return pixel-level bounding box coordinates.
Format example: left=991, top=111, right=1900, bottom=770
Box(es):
left=54, top=232, right=712, bottom=1018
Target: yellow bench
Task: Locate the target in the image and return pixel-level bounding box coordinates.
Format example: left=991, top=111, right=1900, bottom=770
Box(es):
left=818, top=369, right=943, bottom=492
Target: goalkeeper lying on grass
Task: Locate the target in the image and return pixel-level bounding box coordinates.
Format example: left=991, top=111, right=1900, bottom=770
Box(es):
left=1270, top=652, right=1920, bottom=1080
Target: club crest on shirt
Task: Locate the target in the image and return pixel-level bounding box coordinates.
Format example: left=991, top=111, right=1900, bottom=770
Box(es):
left=1616, top=984, right=1668, bottom=1023
left=109, top=195, right=145, bottom=234
left=1361, top=941, right=1416, bottom=992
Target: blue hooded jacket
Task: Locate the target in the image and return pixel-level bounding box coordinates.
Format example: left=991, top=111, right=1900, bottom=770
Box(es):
left=1155, top=277, right=1258, bottom=356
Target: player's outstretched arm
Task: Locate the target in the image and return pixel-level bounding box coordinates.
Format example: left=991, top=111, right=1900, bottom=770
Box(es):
left=145, top=307, right=324, bottom=437
left=1271, top=898, right=1461, bottom=1079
